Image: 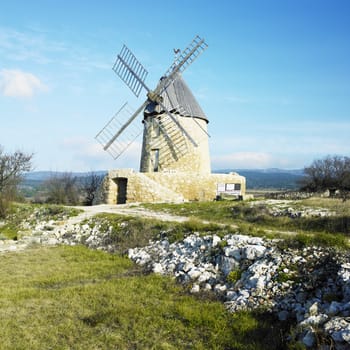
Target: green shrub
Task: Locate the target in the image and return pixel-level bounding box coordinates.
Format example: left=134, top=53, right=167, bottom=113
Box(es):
left=0, top=223, right=18, bottom=240
left=227, top=269, right=242, bottom=284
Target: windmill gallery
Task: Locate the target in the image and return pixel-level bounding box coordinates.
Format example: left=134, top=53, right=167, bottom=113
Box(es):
left=95, top=36, right=246, bottom=204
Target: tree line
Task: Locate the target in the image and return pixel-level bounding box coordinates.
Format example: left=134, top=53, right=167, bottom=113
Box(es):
left=41, top=172, right=104, bottom=206
left=299, top=155, right=350, bottom=200
left=0, top=146, right=103, bottom=218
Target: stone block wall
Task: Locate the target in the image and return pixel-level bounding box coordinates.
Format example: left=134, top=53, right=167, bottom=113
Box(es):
left=99, top=169, right=184, bottom=204
left=95, top=169, right=246, bottom=205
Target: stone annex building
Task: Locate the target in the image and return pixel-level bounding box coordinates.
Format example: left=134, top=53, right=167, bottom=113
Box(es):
left=97, top=73, right=246, bottom=204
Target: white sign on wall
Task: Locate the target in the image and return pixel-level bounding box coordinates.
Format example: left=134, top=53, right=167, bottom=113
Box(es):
left=216, top=183, right=241, bottom=196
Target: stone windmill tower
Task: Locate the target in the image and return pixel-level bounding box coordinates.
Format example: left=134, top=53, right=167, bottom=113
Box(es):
left=140, top=72, right=211, bottom=174
left=95, top=36, right=246, bottom=204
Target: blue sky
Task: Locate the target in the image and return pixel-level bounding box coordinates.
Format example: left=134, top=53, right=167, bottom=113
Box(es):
left=0, top=0, right=349, bottom=171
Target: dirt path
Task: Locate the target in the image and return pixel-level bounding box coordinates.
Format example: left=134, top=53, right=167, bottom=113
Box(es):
left=72, top=204, right=189, bottom=223
left=0, top=204, right=189, bottom=254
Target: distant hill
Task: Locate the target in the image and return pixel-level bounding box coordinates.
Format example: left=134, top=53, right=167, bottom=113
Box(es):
left=24, top=171, right=107, bottom=181
left=22, top=169, right=304, bottom=195
left=215, top=168, right=305, bottom=190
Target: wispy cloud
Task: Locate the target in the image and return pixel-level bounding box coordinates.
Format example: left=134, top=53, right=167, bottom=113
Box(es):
left=0, top=26, right=110, bottom=71
left=0, top=69, right=48, bottom=97
left=223, top=93, right=292, bottom=105
left=212, top=152, right=274, bottom=169
left=60, top=136, right=141, bottom=171
left=0, top=27, right=63, bottom=64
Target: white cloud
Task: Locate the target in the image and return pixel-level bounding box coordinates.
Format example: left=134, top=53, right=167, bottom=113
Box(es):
left=212, top=152, right=274, bottom=169
left=60, top=136, right=141, bottom=171
left=0, top=69, right=48, bottom=97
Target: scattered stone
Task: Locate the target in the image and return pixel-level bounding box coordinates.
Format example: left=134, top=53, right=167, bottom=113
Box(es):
left=309, top=302, right=320, bottom=316
left=191, top=284, right=200, bottom=293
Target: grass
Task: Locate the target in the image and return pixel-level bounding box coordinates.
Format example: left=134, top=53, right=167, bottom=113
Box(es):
left=299, top=197, right=350, bottom=214
left=142, top=201, right=237, bottom=225
left=142, top=199, right=350, bottom=248
left=0, top=203, right=81, bottom=240
left=0, top=223, right=19, bottom=240
left=83, top=213, right=231, bottom=255
left=0, top=245, right=289, bottom=349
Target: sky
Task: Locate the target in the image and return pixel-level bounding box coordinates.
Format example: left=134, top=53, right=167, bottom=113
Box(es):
left=0, top=0, right=349, bottom=172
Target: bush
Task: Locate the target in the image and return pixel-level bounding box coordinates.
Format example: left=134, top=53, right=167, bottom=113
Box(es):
left=227, top=269, right=242, bottom=284
left=43, top=173, right=80, bottom=205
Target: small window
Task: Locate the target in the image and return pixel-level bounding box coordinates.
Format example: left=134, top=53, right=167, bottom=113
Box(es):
left=152, top=118, right=160, bottom=138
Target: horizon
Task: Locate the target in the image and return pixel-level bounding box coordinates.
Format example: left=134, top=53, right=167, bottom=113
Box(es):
left=25, top=167, right=305, bottom=175
left=1, top=0, right=349, bottom=171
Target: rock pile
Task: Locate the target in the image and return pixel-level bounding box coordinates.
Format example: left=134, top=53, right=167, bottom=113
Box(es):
left=128, top=233, right=350, bottom=349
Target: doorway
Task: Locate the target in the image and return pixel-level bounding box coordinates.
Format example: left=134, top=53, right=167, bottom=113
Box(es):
left=116, top=177, right=128, bottom=204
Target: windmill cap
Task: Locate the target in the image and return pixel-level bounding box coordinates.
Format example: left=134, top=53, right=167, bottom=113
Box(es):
left=144, top=73, right=208, bottom=123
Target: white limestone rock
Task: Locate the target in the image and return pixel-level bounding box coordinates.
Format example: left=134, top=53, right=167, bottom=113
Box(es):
left=219, top=256, right=239, bottom=276
left=191, top=284, right=200, bottom=293
left=224, top=246, right=242, bottom=260
left=153, top=263, right=164, bottom=274
left=243, top=245, right=266, bottom=260
left=212, top=234, right=221, bottom=247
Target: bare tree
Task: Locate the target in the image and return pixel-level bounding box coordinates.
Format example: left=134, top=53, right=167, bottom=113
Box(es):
left=0, top=146, right=33, bottom=217
left=300, top=155, right=350, bottom=199
left=80, top=172, right=104, bottom=206
left=44, top=173, right=80, bottom=205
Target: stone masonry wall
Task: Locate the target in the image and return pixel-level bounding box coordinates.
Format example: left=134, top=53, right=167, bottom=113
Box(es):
left=101, top=169, right=184, bottom=204
left=145, top=172, right=246, bottom=202
left=96, top=169, right=246, bottom=204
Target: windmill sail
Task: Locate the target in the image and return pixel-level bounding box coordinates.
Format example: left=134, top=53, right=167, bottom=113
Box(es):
left=96, top=36, right=208, bottom=165
left=95, top=102, right=144, bottom=159
left=157, top=36, right=208, bottom=95
left=112, top=45, right=149, bottom=97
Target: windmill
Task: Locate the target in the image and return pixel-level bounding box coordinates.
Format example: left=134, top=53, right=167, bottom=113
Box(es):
left=96, top=35, right=210, bottom=173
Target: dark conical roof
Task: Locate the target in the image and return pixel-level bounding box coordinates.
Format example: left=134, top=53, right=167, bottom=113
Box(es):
left=144, top=73, right=208, bottom=122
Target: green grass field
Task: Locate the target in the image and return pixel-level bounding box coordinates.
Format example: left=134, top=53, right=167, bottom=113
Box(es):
left=0, top=245, right=286, bottom=350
